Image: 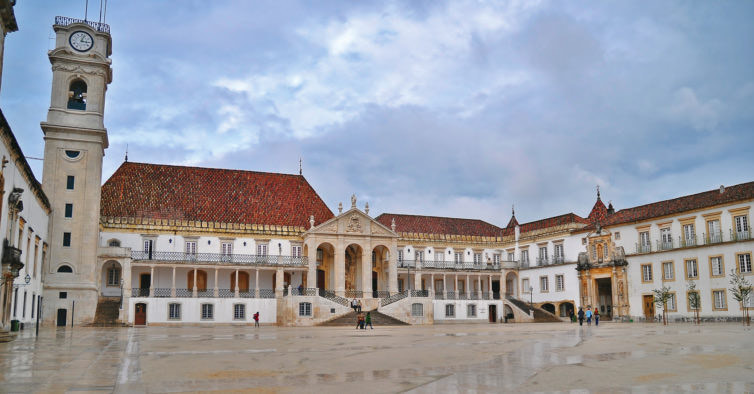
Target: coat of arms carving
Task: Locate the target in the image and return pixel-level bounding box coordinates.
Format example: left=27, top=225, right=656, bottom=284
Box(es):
left=346, top=214, right=362, bottom=233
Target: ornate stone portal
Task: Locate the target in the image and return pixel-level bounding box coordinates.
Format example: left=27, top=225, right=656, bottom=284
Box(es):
left=576, top=227, right=629, bottom=320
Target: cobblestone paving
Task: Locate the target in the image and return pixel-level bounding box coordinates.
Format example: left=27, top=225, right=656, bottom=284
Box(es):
left=0, top=322, right=752, bottom=393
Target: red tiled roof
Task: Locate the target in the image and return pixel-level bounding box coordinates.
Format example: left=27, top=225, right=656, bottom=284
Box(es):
left=588, top=197, right=607, bottom=224
left=100, top=162, right=334, bottom=228
left=375, top=213, right=503, bottom=237
left=505, top=215, right=519, bottom=228
left=600, top=181, right=754, bottom=227
left=503, top=213, right=588, bottom=235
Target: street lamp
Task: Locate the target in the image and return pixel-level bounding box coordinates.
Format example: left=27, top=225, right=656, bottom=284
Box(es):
left=529, top=286, right=533, bottom=307
left=119, top=278, right=124, bottom=309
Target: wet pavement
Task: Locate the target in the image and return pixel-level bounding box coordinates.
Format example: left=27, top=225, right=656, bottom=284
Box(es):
left=0, top=322, right=752, bottom=393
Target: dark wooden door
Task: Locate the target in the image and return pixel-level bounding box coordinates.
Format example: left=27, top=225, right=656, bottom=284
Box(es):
left=317, top=269, right=325, bottom=289
left=56, top=309, right=67, bottom=327
left=488, top=305, right=497, bottom=323
left=134, top=303, right=147, bottom=325
left=231, top=272, right=250, bottom=292
left=140, top=274, right=151, bottom=296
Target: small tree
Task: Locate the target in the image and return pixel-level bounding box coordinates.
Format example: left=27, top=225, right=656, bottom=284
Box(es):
left=729, top=269, right=752, bottom=326
left=687, top=281, right=701, bottom=324
left=653, top=286, right=672, bottom=325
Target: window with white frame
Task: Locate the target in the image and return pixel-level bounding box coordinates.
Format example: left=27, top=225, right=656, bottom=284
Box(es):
left=662, top=262, right=674, bottom=280
left=412, top=303, right=423, bottom=316
left=520, top=250, right=529, bottom=263
left=185, top=241, right=197, bottom=254
left=522, top=278, right=530, bottom=292
left=710, top=256, right=724, bottom=277
left=538, top=246, right=548, bottom=262
left=234, top=304, right=246, bottom=320
left=143, top=239, right=153, bottom=253
left=467, top=304, right=477, bottom=317
left=683, top=223, right=695, bottom=242
left=454, top=252, right=463, bottom=264
left=734, top=215, right=749, bottom=236
left=201, top=304, right=214, bottom=320
left=614, top=232, right=621, bottom=240
left=257, top=243, right=268, bottom=256
left=473, top=253, right=482, bottom=264
left=435, top=252, right=444, bottom=262
left=713, top=290, right=726, bottom=309
left=493, top=254, right=501, bottom=264
left=667, top=293, right=676, bottom=311
left=661, top=228, right=672, bottom=245
left=445, top=304, right=455, bottom=317
left=639, top=231, right=650, bottom=250
left=540, top=276, right=549, bottom=292
left=739, top=253, right=752, bottom=273
left=642, top=264, right=653, bottom=282
left=292, top=245, right=302, bottom=258
left=686, top=259, right=698, bottom=279
left=299, top=302, right=312, bottom=317
left=555, top=275, right=564, bottom=292
left=168, top=303, right=181, bottom=320
left=554, top=244, right=564, bottom=259
left=107, top=267, right=120, bottom=286
left=397, top=250, right=404, bottom=263
left=507, top=251, right=515, bottom=261
left=416, top=251, right=424, bottom=263
left=221, top=242, right=233, bottom=255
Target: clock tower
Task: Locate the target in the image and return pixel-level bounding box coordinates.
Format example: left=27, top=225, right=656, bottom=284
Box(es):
left=40, top=17, right=112, bottom=326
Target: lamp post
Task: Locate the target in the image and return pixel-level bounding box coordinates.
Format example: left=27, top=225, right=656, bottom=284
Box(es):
left=529, top=286, right=533, bottom=307
left=119, top=278, right=124, bottom=309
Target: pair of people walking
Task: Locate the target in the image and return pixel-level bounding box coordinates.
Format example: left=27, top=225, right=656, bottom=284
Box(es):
left=356, top=312, right=373, bottom=329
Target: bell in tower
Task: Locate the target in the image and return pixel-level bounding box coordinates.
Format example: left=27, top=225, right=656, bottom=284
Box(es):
left=40, top=16, right=113, bottom=327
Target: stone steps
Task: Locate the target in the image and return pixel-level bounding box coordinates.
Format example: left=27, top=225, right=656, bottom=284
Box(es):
left=90, top=297, right=121, bottom=326
left=319, top=310, right=408, bottom=326
left=506, top=297, right=562, bottom=323
left=0, top=330, right=15, bottom=343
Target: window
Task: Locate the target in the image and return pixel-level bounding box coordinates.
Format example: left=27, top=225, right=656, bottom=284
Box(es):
left=538, top=246, right=548, bottom=262
left=298, top=302, right=312, bottom=317
left=710, top=256, right=724, bottom=277
left=108, top=239, right=121, bottom=247
left=540, top=276, right=549, bottom=292
left=67, top=79, right=87, bottom=110
left=292, top=245, right=302, bottom=258
left=168, top=303, right=181, bottom=320
left=221, top=242, right=233, bottom=255
left=454, top=252, right=463, bottom=264
left=473, top=253, right=482, bottom=264
left=445, top=304, right=455, bottom=317
left=201, top=304, right=214, bottom=320
left=683, top=224, right=695, bottom=245
left=467, top=304, right=477, bottom=317
left=107, top=267, right=120, bottom=286
left=639, top=231, right=650, bottom=252
left=713, top=290, right=727, bottom=310
left=64, top=150, right=80, bottom=159
left=554, top=244, right=564, bottom=259
left=397, top=250, right=404, bottom=263
left=62, top=232, right=71, bottom=247
left=507, top=251, right=514, bottom=261
left=493, top=254, right=500, bottom=264
left=257, top=243, right=268, bottom=256
left=435, top=252, right=444, bottom=262
left=522, top=278, right=530, bottom=292
left=734, top=215, right=749, bottom=238
left=614, top=232, right=621, bottom=240
left=662, top=261, right=674, bottom=281
left=57, top=265, right=73, bottom=273
left=66, top=175, right=75, bottom=190
left=555, top=275, right=564, bottom=292
left=520, top=250, right=529, bottom=263
left=64, top=203, right=73, bottom=218
left=660, top=228, right=672, bottom=248
left=416, top=251, right=424, bottom=263
left=667, top=293, right=677, bottom=312
left=738, top=253, right=752, bottom=274
left=685, top=259, right=698, bottom=279
left=185, top=241, right=197, bottom=254
left=707, top=219, right=722, bottom=242
left=59, top=291, right=67, bottom=299
left=411, top=303, right=423, bottom=316
left=234, top=304, right=246, bottom=320
left=143, top=240, right=153, bottom=253
left=641, top=264, right=653, bottom=282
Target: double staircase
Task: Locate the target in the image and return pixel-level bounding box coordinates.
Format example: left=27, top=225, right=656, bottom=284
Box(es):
left=318, top=309, right=408, bottom=327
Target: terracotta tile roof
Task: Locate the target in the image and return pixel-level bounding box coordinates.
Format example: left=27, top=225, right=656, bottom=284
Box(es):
left=100, top=162, right=333, bottom=228
left=505, top=215, right=519, bottom=228
left=503, top=213, right=588, bottom=236
left=588, top=197, right=608, bottom=224
left=599, top=181, right=754, bottom=228
left=375, top=213, right=503, bottom=237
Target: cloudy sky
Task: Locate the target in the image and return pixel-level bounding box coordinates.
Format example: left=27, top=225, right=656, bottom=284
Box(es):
left=3, top=1, right=753, bottom=226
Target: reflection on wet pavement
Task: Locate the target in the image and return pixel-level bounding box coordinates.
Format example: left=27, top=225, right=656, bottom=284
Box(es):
left=0, top=323, right=752, bottom=393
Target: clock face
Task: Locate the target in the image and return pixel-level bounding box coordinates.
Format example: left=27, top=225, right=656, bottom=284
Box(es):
left=69, top=31, right=94, bottom=52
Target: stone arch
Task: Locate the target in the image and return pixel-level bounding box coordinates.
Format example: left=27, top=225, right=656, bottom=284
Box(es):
left=559, top=301, right=575, bottom=318
left=106, top=238, right=121, bottom=247
left=505, top=271, right=518, bottom=296
left=57, top=264, right=74, bottom=273
left=67, top=78, right=88, bottom=110
left=541, top=303, right=556, bottom=315
left=316, top=242, right=335, bottom=290
left=344, top=243, right=364, bottom=294
left=100, top=260, right=122, bottom=296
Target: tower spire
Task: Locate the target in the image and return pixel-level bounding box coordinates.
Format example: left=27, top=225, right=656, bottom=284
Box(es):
left=299, top=157, right=302, bottom=175
left=597, top=185, right=601, bottom=200
left=124, top=144, right=128, bottom=162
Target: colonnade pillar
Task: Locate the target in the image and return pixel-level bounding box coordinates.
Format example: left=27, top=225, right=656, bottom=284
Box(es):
left=171, top=266, right=176, bottom=297
left=361, top=246, right=372, bottom=298
left=335, top=240, right=345, bottom=297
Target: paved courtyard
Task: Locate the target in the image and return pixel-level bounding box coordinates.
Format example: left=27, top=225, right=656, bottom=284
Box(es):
left=0, top=322, right=752, bottom=393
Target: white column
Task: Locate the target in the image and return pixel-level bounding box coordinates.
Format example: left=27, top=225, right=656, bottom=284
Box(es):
left=414, top=271, right=422, bottom=292
left=255, top=269, right=260, bottom=298
left=171, top=266, right=176, bottom=297
left=442, top=273, right=446, bottom=294
left=488, top=275, right=492, bottom=299
left=214, top=268, right=219, bottom=297
left=465, top=274, right=470, bottom=298
left=454, top=274, right=458, bottom=297
left=429, top=273, right=435, bottom=297
left=477, top=275, right=482, bottom=300
left=362, top=246, right=372, bottom=298
left=335, top=242, right=345, bottom=297
left=235, top=269, right=240, bottom=297
left=388, top=243, right=398, bottom=295
left=149, top=266, right=155, bottom=297
left=193, top=268, right=198, bottom=297
left=275, top=268, right=284, bottom=297
left=307, top=240, right=317, bottom=291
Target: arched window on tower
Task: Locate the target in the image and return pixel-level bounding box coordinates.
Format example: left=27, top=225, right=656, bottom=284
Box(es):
left=67, top=79, right=87, bottom=110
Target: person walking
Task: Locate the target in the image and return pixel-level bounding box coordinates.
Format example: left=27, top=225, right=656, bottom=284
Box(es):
left=253, top=311, right=260, bottom=328
left=594, top=308, right=600, bottom=326
left=577, top=307, right=584, bottom=326
left=585, top=307, right=593, bottom=326
left=365, top=312, right=373, bottom=329
left=356, top=312, right=365, bottom=329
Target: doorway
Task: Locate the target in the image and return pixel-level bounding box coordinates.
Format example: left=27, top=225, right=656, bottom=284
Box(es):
left=317, top=269, right=325, bottom=289
left=488, top=305, right=497, bottom=323
left=134, top=303, right=147, bottom=325
left=372, top=271, right=378, bottom=297
left=595, top=278, right=613, bottom=319
left=492, top=280, right=500, bottom=299
left=56, top=308, right=67, bottom=327
left=139, top=273, right=151, bottom=296
left=642, top=295, right=655, bottom=321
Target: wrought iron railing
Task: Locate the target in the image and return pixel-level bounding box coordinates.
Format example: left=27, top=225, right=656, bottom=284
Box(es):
left=482, top=291, right=491, bottom=300
left=706, top=231, right=723, bottom=244
left=457, top=292, right=467, bottom=300
left=218, top=289, right=234, bottom=298
left=290, top=287, right=317, bottom=296
left=634, top=227, right=751, bottom=255
left=131, top=251, right=308, bottom=267
left=552, top=255, right=565, bottom=264
left=398, top=260, right=502, bottom=271
left=381, top=290, right=408, bottom=307
left=318, top=289, right=350, bottom=306
left=657, top=239, right=674, bottom=251
left=54, top=16, right=110, bottom=33
left=344, top=290, right=363, bottom=298
left=153, top=288, right=171, bottom=297
left=435, top=291, right=445, bottom=300
left=468, top=291, right=479, bottom=299
left=197, top=290, right=213, bottom=298
left=131, top=288, right=148, bottom=297
left=734, top=229, right=751, bottom=241
left=176, top=288, right=192, bottom=298
left=259, top=289, right=276, bottom=299
left=536, top=257, right=549, bottom=266
left=373, top=290, right=390, bottom=299
left=680, top=236, right=697, bottom=248
left=445, top=291, right=457, bottom=300
left=636, top=243, right=652, bottom=254
left=410, top=290, right=429, bottom=297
